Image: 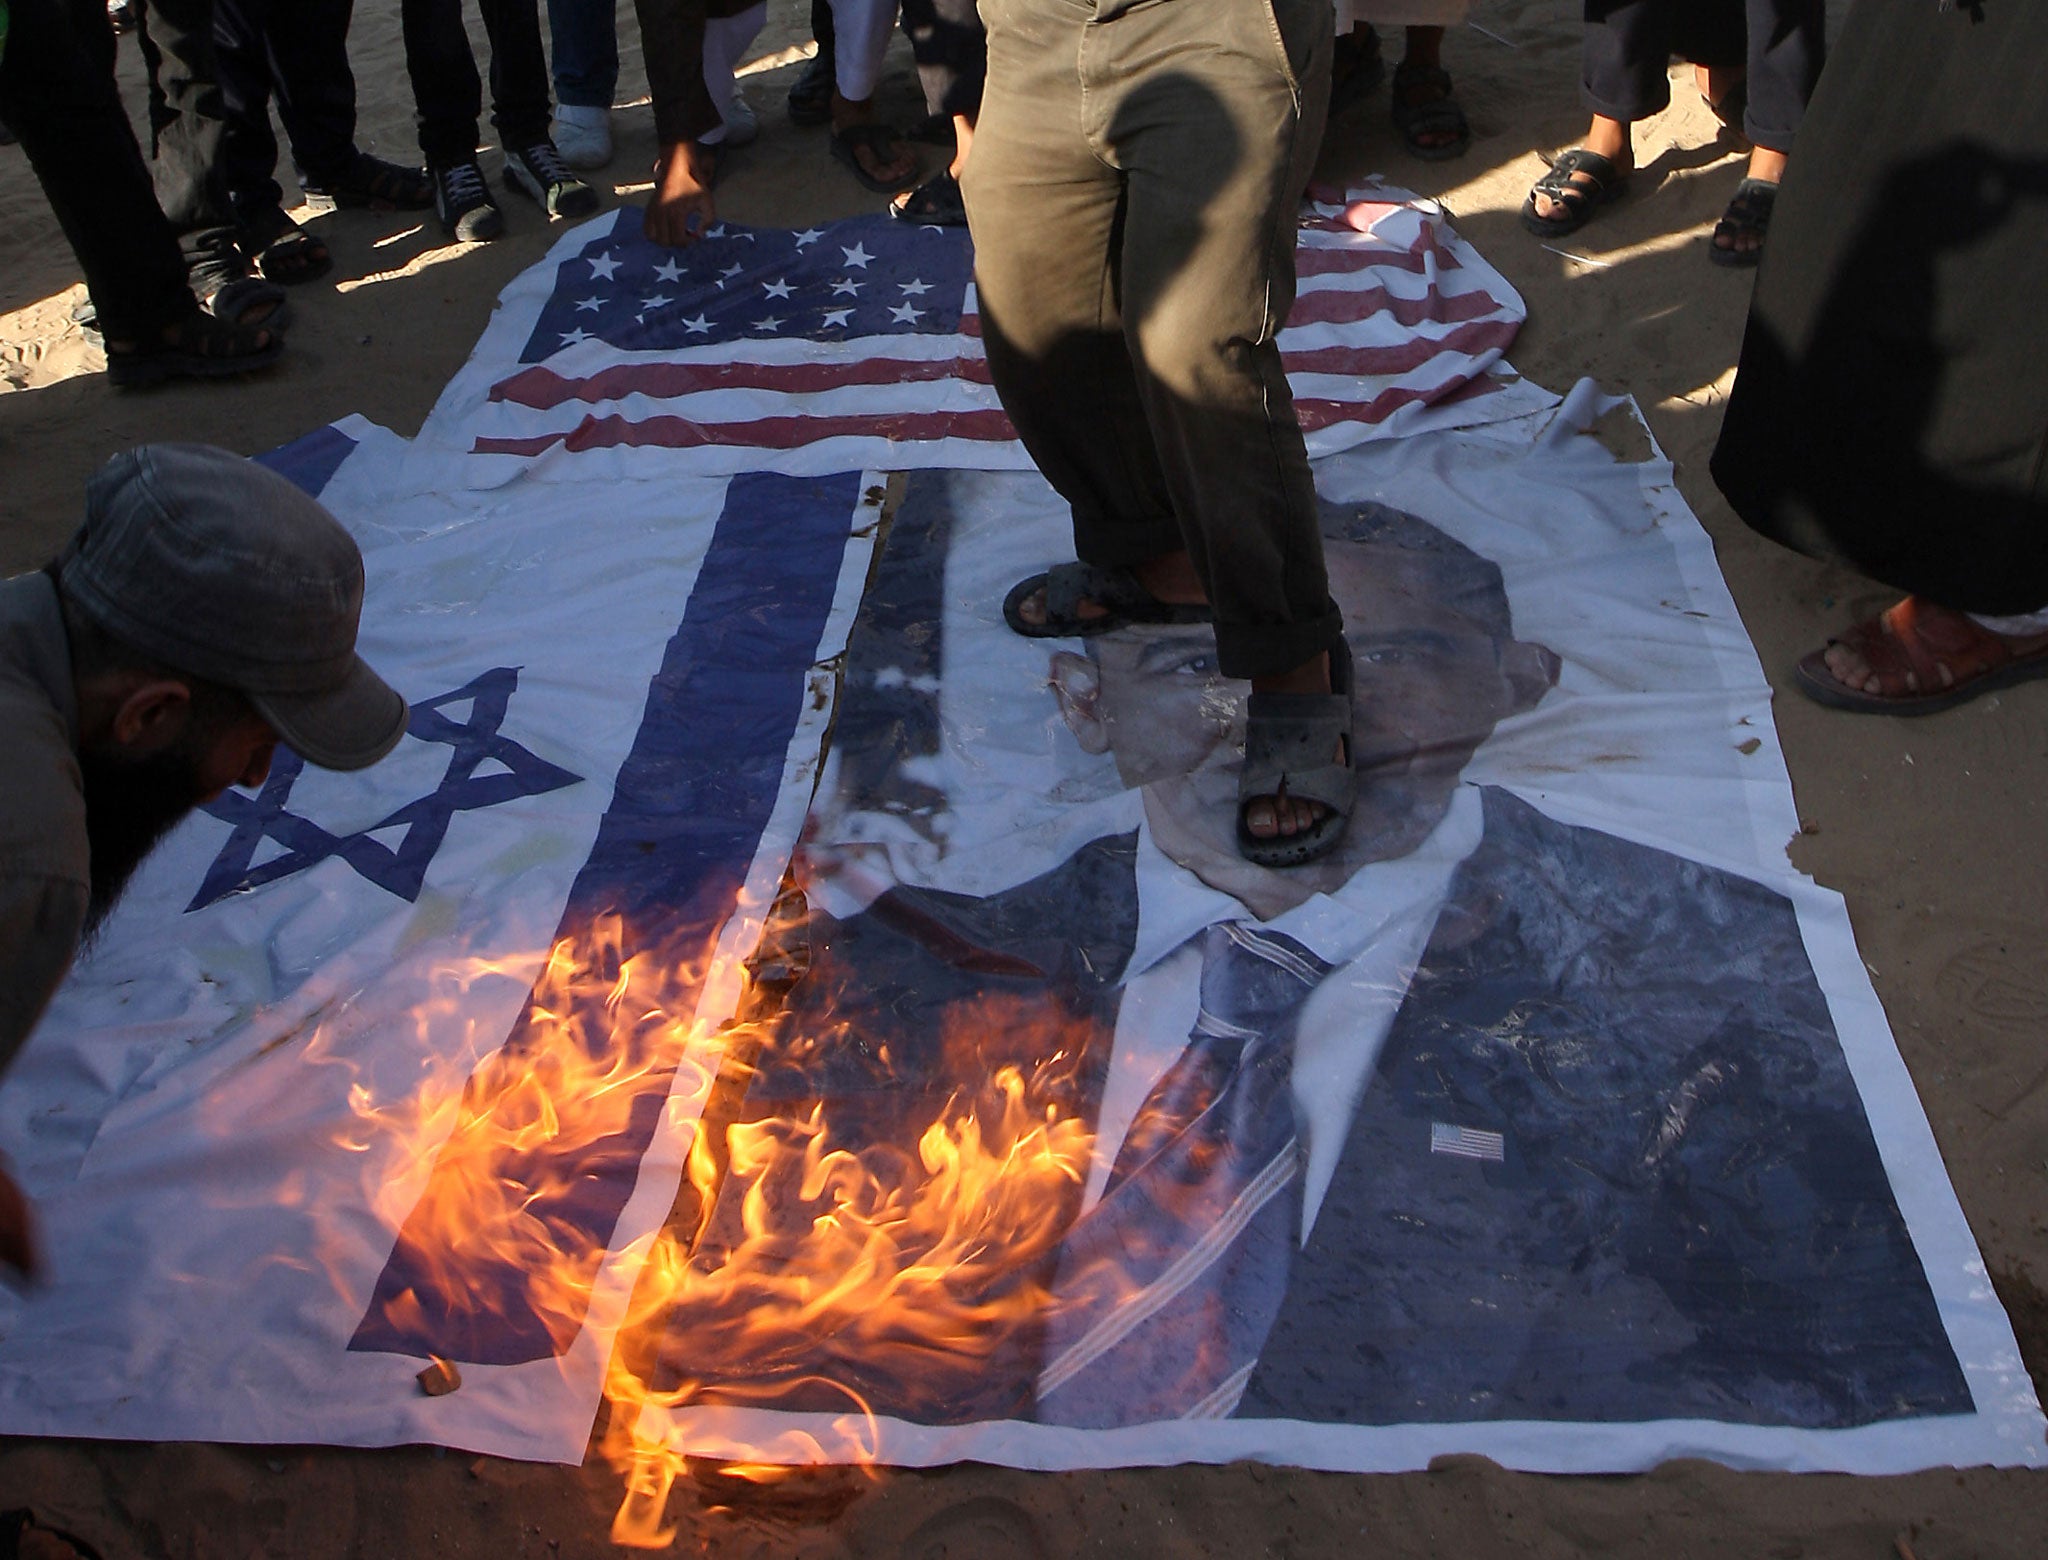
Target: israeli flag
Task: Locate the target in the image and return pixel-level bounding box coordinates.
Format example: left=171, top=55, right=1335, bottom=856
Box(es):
left=0, top=420, right=877, bottom=1460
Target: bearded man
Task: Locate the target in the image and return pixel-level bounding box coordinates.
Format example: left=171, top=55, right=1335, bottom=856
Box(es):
left=0, top=444, right=406, bottom=1279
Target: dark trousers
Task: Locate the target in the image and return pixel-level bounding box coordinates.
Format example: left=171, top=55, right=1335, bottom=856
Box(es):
left=215, top=0, right=361, bottom=219
left=547, top=0, right=618, bottom=109
left=900, top=0, right=984, bottom=120
left=398, top=0, right=552, bottom=166
left=133, top=0, right=241, bottom=265
left=1582, top=0, right=1825, bottom=153
left=0, top=0, right=195, bottom=338
left=962, top=0, right=1339, bottom=679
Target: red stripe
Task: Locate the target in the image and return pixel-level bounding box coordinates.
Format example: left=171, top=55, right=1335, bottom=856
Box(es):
left=473, top=407, right=1022, bottom=457
left=493, top=292, right=1508, bottom=411
left=1294, top=374, right=1496, bottom=430
left=1278, top=319, right=1518, bottom=377
left=471, top=366, right=1505, bottom=459
left=1295, top=222, right=1461, bottom=275
left=1286, top=283, right=1504, bottom=329
left=491, top=353, right=995, bottom=408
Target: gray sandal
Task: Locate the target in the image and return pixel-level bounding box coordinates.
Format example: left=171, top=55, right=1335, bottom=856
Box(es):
left=1002, top=561, right=1213, bottom=639
left=1237, top=642, right=1355, bottom=868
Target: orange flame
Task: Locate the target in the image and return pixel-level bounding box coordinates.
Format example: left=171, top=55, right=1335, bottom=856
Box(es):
left=336, top=905, right=1105, bottom=1549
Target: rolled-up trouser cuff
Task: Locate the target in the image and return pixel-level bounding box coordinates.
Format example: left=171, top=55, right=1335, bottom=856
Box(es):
left=1216, top=602, right=1345, bottom=684
left=1077, top=512, right=1188, bottom=573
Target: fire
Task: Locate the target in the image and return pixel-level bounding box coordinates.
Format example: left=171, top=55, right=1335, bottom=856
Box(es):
left=336, top=902, right=1104, bottom=1549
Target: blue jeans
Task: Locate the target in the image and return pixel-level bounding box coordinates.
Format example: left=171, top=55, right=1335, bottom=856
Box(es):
left=548, top=0, right=617, bottom=109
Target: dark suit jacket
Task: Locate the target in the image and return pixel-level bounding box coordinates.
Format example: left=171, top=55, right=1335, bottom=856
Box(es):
left=662, top=789, right=1969, bottom=1430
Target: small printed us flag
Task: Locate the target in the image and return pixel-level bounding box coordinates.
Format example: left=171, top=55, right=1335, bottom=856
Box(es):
left=1430, top=1122, right=1507, bottom=1162
left=418, top=185, right=1530, bottom=476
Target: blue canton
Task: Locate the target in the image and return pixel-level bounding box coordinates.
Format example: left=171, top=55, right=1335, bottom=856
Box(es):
left=517, top=210, right=974, bottom=364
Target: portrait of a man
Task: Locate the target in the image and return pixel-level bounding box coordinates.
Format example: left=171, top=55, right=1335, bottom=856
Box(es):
left=661, top=482, right=1971, bottom=1436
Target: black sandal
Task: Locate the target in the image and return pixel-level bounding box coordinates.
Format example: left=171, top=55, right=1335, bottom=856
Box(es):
left=829, top=122, right=917, bottom=194
left=1520, top=147, right=1630, bottom=237
left=1002, top=562, right=1213, bottom=639
left=299, top=152, right=433, bottom=213
left=236, top=204, right=332, bottom=285
left=1237, top=640, right=1355, bottom=869
left=103, top=310, right=284, bottom=390
left=1329, top=27, right=1387, bottom=116
left=1709, top=176, right=1777, bottom=268
left=891, top=170, right=966, bottom=226
left=1391, top=60, right=1470, bottom=161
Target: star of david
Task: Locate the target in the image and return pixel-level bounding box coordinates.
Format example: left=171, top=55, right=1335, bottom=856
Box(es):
left=186, top=666, right=582, bottom=912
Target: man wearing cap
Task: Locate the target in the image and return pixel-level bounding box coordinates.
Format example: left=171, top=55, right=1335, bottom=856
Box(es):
left=0, top=443, right=407, bottom=1280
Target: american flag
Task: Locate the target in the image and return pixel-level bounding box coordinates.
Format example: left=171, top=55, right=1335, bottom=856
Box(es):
left=1429, top=1122, right=1508, bottom=1163
left=424, top=186, right=1528, bottom=474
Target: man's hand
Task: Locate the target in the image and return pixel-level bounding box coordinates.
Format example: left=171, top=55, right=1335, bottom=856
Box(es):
left=0, top=1161, right=42, bottom=1282
left=645, top=140, right=716, bottom=247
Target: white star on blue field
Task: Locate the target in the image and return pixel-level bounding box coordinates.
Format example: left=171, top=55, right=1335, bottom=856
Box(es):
left=520, top=211, right=974, bottom=363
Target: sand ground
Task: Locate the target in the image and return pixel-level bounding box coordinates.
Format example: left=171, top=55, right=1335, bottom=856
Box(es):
left=1, top=2, right=2045, bottom=1555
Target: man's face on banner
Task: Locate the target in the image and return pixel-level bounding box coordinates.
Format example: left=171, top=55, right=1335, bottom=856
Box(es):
left=1053, top=531, right=1557, bottom=918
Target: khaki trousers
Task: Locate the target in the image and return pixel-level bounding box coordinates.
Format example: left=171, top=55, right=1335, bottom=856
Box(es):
left=961, top=0, right=1338, bottom=680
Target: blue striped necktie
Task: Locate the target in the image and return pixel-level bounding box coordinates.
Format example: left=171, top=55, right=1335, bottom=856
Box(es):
left=1036, top=920, right=1334, bottom=1425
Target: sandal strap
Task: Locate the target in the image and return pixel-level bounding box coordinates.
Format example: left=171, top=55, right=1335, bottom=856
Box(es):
left=1718, top=176, right=1778, bottom=225
left=1040, top=562, right=1211, bottom=628
left=1239, top=689, right=1354, bottom=816
left=1532, top=147, right=1624, bottom=204
left=1837, top=598, right=2014, bottom=693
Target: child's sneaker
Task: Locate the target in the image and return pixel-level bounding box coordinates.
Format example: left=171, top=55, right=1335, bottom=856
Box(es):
left=431, top=158, right=505, bottom=241
left=503, top=141, right=600, bottom=220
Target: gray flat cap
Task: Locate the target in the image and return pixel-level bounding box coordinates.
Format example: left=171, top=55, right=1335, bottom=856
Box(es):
left=59, top=443, right=407, bottom=770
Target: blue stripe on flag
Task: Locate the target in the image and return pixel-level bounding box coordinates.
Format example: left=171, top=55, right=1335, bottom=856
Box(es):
left=255, top=423, right=359, bottom=499
left=348, top=470, right=861, bottom=1365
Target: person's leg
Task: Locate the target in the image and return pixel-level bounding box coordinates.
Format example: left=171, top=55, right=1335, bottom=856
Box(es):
left=397, top=0, right=484, bottom=169
left=901, top=0, right=982, bottom=128
left=1107, top=0, right=1340, bottom=687
left=1528, top=0, right=1672, bottom=226
left=890, top=0, right=979, bottom=217
left=961, top=0, right=1186, bottom=604
left=212, top=0, right=285, bottom=222
left=826, top=0, right=916, bottom=187
left=131, top=0, right=261, bottom=302
left=476, top=0, right=599, bottom=218
left=548, top=0, right=618, bottom=168
left=1391, top=24, right=1468, bottom=159
left=788, top=0, right=836, bottom=124
left=548, top=0, right=619, bottom=110
left=474, top=0, right=554, bottom=153
left=698, top=2, right=767, bottom=147
left=1706, top=0, right=1823, bottom=262
left=396, top=0, right=503, bottom=237
left=1742, top=0, right=1823, bottom=168
left=0, top=0, right=278, bottom=377
left=259, top=0, right=362, bottom=188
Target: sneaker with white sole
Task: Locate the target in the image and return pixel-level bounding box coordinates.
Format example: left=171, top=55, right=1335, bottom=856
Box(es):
left=503, top=140, right=601, bottom=220
left=431, top=158, right=504, bottom=241
left=551, top=103, right=613, bottom=171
